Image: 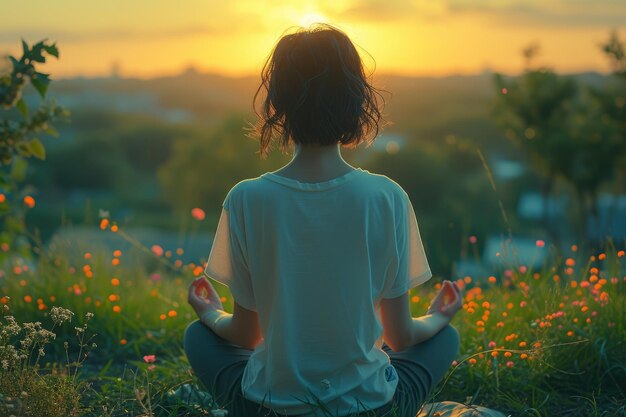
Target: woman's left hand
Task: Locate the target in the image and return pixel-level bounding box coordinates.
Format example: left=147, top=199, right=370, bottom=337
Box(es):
left=187, top=277, right=224, bottom=318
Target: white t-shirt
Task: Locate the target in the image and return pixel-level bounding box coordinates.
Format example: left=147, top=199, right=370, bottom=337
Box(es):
left=204, top=167, right=432, bottom=417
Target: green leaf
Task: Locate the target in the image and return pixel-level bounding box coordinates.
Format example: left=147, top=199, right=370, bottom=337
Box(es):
left=15, top=141, right=32, bottom=158
left=8, top=56, right=20, bottom=71
left=29, top=41, right=46, bottom=63
left=44, top=126, right=59, bottom=137
left=30, top=73, right=50, bottom=98
left=10, top=156, right=28, bottom=182
left=21, top=39, right=29, bottom=57
left=43, top=43, right=59, bottom=58
left=29, top=138, right=45, bottom=160
left=16, top=98, right=29, bottom=119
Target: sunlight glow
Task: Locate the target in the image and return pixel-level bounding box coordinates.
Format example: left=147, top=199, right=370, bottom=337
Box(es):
left=299, top=12, right=329, bottom=28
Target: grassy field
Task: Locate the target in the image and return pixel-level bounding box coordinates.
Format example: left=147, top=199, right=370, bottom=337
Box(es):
left=1, top=220, right=625, bottom=417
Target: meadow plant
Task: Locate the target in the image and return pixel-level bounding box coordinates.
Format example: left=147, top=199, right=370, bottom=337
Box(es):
left=0, top=303, right=94, bottom=416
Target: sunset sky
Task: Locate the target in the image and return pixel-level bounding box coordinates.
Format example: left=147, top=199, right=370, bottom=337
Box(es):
left=2, top=0, right=625, bottom=79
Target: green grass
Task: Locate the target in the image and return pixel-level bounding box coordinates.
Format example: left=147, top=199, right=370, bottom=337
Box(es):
left=1, top=223, right=625, bottom=416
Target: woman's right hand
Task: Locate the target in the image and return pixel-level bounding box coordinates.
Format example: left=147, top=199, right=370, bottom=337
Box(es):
left=427, top=280, right=463, bottom=319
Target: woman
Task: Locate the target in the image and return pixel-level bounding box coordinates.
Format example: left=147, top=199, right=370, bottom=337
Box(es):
left=183, top=23, right=463, bottom=417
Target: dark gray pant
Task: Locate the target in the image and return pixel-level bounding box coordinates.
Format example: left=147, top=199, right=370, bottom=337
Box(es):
left=183, top=320, right=460, bottom=417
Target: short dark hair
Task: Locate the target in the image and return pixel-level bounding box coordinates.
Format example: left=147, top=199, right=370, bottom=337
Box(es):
left=250, top=23, right=386, bottom=159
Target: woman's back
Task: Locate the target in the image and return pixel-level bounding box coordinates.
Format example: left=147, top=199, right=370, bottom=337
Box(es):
left=204, top=167, right=432, bottom=416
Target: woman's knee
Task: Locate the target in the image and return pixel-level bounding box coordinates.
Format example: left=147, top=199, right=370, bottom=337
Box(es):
left=439, top=323, right=461, bottom=355
left=183, top=319, right=212, bottom=352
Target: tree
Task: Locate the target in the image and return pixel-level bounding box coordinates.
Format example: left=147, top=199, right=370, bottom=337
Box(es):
left=157, top=115, right=290, bottom=214
left=0, top=39, right=69, bottom=257
left=493, top=39, right=626, bottom=245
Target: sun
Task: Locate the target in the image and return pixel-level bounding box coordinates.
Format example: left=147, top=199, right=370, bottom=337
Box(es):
left=299, top=12, right=329, bottom=28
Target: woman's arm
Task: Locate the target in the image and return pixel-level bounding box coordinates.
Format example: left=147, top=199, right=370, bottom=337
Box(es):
left=201, top=302, right=262, bottom=350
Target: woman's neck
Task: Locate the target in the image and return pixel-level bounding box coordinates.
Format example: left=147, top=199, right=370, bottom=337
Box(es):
left=272, top=142, right=356, bottom=182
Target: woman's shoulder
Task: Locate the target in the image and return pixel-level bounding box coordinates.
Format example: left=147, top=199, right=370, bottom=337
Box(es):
left=358, top=170, right=409, bottom=201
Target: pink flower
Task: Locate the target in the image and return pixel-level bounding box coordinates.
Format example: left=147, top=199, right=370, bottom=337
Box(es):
left=469, top=235, right=477, bottom=244
left=535, top=240, right=545, bottom=248
left=150, top=273, right=161, bottom=282
left=148, top=364, right=156, bottom=371
left=192, top=208, right=206, bottom=221
left=506, top=361, right=514, bottom=368
left=143, top=355, right=156, bottom=363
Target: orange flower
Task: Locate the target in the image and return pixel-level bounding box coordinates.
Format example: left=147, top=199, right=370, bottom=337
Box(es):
left=488, top=276, right=497, bottom=283
left=111, top=278, right=120, bottom=286
left=100, top=218, right=109, bottom=230
left=151, top=245, right=164, bottom=257
left=565, top=258, right=575, bottom=267
left=110, top=224, right=119, bottom=232
left=113, top=249, right=122, bottom=257
left=191, top=207, right=206, bottom=221
left=0, top=193, right=5, bottom=203
left=520, top=353, right=528, bottom=359
left=160, top=313, right=166, bottom=320
left=111, top=258, right=120, bottom=266
left=411, top=295, right=419, bottom=303
left=120, top=339, right=127, bottom=345
left=469, top=358, right=477, bottom=365
left=23, top=195, right=35, bottom=208
left=24, top=295, right=32, bottom=303
left=112, top=305, right=121, bottom=313
left=168, top=310, right=177, bottom=317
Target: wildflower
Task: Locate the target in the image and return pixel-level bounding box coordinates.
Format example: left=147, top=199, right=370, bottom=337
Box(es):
left=469, top=358, right=477, bottom=365
left=519, top=301, right=527, bottom=308
left=111, top=224, right=119, bottom=232
left=411, top=295, right=419, bottom=303
left=111, top=278, right=120, bottom=286
left=491, top=351, right=499, bottom=357
left=520, top=353, right=528, bottom=359
left=488, top=276, right=496, bottom=283
left=535, top=240, right=545, bottom=248
left=565, top=258, right=575, bottom=267
left=168, top=310, right=177, bottom=318
left=160, top=314, right=166, bottom=320
left=24, top=195, right=35, bottom=208
left=506, top=361, right=514, bottom=368
left=143, top=355, right=156, bottom=363
left=192, top=208, right=206, bottom=221
left=100, top=218, right=109, bottom=230
left=468, top=235, right=477, bottom=244
left=120, top=339, right=127, bottom=345
left=504, top=351, right=512, bottom=357
left=451, top=360, right=458, bottom=366
left=618, top=250, right=625, bottom=257
left=112, top=305, right=121, bottom=313
left=148, top=364, right=156, bottom=371
left=151, top=245, right=164, bottom=257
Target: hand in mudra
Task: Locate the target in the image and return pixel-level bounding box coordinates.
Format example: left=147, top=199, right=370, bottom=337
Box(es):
left=187, top=277, right=224, bottom=318
left=427, top=280, right=463, bottom=319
